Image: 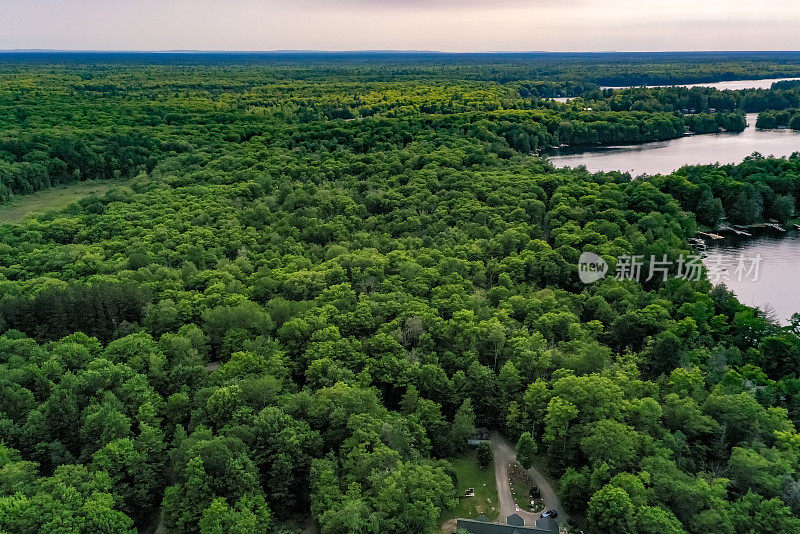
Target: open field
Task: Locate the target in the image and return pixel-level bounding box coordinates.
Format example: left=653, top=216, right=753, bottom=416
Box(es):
left=440, top=450, right=499, bottom=527
left=0, top=180, right=121, bottom=224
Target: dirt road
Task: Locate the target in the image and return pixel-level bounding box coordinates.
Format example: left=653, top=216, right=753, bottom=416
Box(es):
left=490, top=430, right=568, bottom=525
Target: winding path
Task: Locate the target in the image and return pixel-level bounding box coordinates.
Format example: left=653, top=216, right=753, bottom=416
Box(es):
left=490, top=430, right=568, bottom=526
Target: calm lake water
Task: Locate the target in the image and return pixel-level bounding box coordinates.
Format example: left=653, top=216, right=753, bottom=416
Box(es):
left=703, top=230, right=800, bottom=325
left=600, top=77, right=800, bottom=91
left=552, top=77, right=800, bottom=103
left=550, top=78, right=800, bottom=320
left=547, top=114, right=800, bottom=176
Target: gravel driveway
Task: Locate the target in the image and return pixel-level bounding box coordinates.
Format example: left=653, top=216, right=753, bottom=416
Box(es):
left=490, top=430, right=569, bottom=526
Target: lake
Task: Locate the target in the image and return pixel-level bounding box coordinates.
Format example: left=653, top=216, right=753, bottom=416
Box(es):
left=600, top=77, right=800, bottom=91
left=703, top=230, right=800, bottom=325
left=547, top=114, right=800, bottom=175
left=551, top=77, right=800, bottom=103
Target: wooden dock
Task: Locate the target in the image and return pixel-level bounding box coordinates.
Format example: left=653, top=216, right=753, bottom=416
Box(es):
left=696, top=220, right=790, bottom=242
left=697, top=231, right=724, bottom=239
left=731, top=222, right=786, bottom=232
left=719, top=224, right=752, bottom=236
left=762, top=222, right=787, bottom=232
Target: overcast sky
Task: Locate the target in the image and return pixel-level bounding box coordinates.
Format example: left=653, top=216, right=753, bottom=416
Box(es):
left=3, top=0, right=800, bottom=52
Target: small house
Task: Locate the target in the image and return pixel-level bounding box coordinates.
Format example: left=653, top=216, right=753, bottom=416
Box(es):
left=467, top=427, right=490, bottom=445
left=506, top=513, right=525, bottom=526
left=456, top=514, right=559, bottom=534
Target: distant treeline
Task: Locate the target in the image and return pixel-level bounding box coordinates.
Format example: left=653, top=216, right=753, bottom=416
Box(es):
left=2, top=65, right=768, bottom=203
left=4, top=50, right=800, bottom=85
left=580, top=85, right=800, bottom=114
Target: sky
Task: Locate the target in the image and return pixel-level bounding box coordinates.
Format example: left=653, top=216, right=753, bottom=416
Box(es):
left=3, top=0, right=800, bottom=52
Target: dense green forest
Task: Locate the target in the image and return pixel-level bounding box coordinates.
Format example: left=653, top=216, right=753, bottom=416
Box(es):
left=2, top=54, right=800, bottom=534
left=756, top=109, right=800, bottom=130
left=6, top=51, right=800, bottom=85
left=577, top=85, right=800, bottom=114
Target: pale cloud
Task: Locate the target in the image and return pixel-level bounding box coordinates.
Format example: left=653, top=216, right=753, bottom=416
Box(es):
left=1, top=0, right=799, bottom=52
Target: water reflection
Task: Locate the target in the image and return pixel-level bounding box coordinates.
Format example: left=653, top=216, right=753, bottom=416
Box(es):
left=550, top=77, right=800, bottom=106
left=703, top=230, right=800, bottom=325
left=600, top=77, right=800, bottom=91
left=547, top=114, right=800, bottom=176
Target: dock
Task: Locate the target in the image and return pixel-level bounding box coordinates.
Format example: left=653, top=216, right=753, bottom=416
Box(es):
left=697, top=231, right=724, bottom=239
left=728, top=227, right=753, bottom=236
left=718, top=224, right=751, bottom=236
left=731, top=222, right=786, bottom=233
left=762, top=222, right=787, bottom=232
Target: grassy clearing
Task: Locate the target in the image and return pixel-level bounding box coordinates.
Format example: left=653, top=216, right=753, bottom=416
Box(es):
left=440, top=450, right=499, bottom=526
left=508, top=462, right=544, bottom=513
left=0, top=180, right=121, bottom=224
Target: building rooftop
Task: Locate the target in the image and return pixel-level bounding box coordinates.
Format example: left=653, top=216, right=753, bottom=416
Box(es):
left=467, top=427, right=491, bottom=443
left=456, top=514, right=559, bottom=534
left=507, top=514, right=525, bottom=526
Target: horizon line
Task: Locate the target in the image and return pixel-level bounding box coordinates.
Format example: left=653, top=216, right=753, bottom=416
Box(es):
left=4, top=49, right=800, bottom=55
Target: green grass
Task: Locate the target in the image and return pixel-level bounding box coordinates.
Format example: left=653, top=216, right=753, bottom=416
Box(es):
left=508, top=461, right=545, bottom=513
left=0, top=180, right=122, bottom=224
left=508, top=462, right=533, bottom=511
left=440, top=450, right=499, bottom=527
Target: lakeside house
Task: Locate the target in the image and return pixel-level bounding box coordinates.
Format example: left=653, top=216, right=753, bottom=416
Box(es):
left=457, top=514, right=559, bottom=534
